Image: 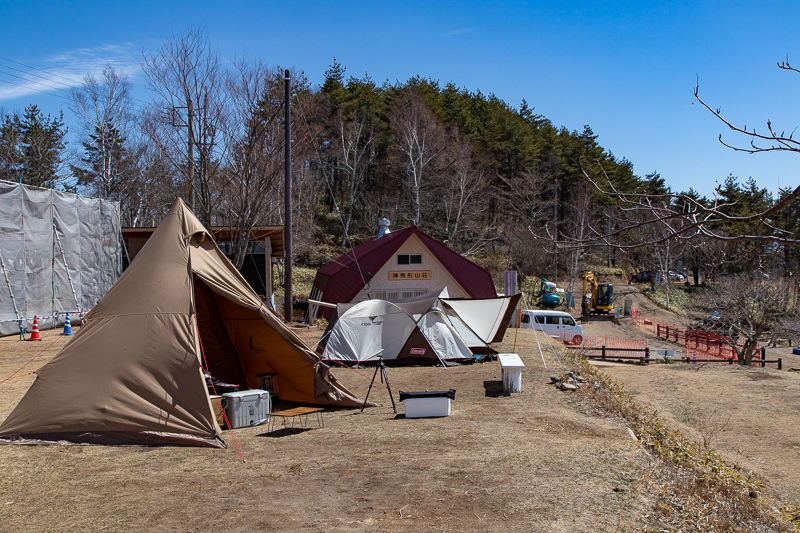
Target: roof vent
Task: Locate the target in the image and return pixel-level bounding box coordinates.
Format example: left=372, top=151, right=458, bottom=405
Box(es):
left=378, top=218, right=391, bottom=238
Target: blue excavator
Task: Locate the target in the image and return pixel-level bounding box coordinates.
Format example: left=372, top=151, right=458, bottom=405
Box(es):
left=538, top=279, right=563, bottom=308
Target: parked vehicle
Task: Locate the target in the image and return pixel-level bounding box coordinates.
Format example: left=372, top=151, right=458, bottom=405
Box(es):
left=668, top=270, right=686, bottom=282
left=628, top=271, right=652, bottom=284
left=629, top=270, right=686, bottom=284
left=520, top=310, right=583, bottom=345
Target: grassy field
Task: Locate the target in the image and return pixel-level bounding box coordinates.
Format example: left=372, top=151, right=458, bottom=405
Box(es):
left=0, top=327, right=651, bottom=532
left=0, top=320, right=796, bottom=531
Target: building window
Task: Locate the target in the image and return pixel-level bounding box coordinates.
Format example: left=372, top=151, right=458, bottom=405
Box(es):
left=372, top=289, right=427, bottom=301
left=397, top=254, right=422, bottom=265
left=401, top=289, right=428, bottom=299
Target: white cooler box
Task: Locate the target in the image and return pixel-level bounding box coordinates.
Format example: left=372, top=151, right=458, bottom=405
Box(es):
left=221, top=390, right=270, bottom=428
left=399, top=389, right=456, bottom=418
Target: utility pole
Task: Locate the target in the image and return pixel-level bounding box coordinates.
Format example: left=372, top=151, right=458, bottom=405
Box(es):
left=606, top=208, right=611, bottom=268
left=169, top=101, right=196, bottom=212
left=554, top=179, right=558, bottom=282
left=187, top=98, right=195, bottom=212
left=284, top=70, right=293, bottom=322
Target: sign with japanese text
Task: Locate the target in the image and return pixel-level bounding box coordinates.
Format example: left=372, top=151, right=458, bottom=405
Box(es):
left=388, top=270, right=431, bottom=281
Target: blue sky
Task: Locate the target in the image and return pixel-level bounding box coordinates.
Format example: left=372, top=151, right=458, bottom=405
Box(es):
left=1, top=1, right=799, bottom=199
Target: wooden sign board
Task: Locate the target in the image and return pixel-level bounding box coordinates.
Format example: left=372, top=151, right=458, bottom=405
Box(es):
left=388, top=271, right=431, bottom=281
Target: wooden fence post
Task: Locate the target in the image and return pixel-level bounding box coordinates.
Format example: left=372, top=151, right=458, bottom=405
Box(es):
left=601, top=345, right=606, bottom=359
left=778, top=358, right=783, bottom=370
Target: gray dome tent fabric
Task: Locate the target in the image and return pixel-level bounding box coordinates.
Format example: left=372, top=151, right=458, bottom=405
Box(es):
left=317, top=290, right=522, bottom=364
left=319, top=293, right=475, bottom=365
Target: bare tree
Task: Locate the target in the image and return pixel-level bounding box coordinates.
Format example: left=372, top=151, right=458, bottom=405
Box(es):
left=690, top=273, right=798, bottom=365
left=218, top=61, right=291, bottom=269
left=541, top=59, right=800, bottom=253
left=562, top=184, right=594, bottom=296
left=121, top=139, right=176, bottom=227
left=390, top=88, right=448, bottom=226
left=439, top=136, right=486, bottom=248
left=69, top=65, right=133, bottom=199
left=140, top=26, right=227, bottom=226
left=333, top=106, right=377, bottom=242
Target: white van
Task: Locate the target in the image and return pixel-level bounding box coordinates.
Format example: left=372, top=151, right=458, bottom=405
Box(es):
left=519, top=310, right=583, bottom=345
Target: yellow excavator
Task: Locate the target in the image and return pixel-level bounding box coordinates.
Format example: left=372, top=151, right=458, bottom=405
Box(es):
left=583, top=271, right=614, bottom=314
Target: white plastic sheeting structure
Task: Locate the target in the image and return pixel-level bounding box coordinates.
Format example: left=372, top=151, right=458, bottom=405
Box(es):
left=0, top=181, right=121, bottom=336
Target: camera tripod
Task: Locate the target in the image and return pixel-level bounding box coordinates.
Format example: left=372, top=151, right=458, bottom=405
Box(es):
left=361, top=355, right=397, bottom=413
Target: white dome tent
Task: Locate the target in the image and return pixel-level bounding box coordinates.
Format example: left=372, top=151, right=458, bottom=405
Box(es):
left=318, top=290, right=521, bottom=365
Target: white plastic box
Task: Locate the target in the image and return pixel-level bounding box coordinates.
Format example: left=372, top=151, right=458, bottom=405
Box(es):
left=399, top=390, right=455, bottom=418
left=498, top=353, right=525, bottom=393
left=221, top=390, right=270, bottom=428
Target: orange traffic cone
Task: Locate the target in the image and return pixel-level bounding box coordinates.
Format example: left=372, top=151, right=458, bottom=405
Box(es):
left=28, top=316, right=41, bottom=341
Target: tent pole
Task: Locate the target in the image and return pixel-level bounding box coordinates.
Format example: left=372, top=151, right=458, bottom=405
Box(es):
left=53, top=221, right=80, bottom=313
left=0, top=250, right=23, bottom=339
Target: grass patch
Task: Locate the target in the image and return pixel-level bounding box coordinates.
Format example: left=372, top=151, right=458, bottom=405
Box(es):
left=640, top=283, right=701, bottom=315
left=564, top=351, right=797, bottom=531
left=273, top=265, right=318, bottom=303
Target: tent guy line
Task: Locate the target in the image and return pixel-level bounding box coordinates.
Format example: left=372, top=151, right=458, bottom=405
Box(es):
left=195, top=314, right=246, bottom=463
left=0, top=336, right=62, bottom=386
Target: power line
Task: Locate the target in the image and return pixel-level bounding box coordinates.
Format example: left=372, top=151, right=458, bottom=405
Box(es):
left=0, top=62, right=76, bottom=93
left=0, top=77, right=73, bottom=102
left=0, top=55, right=153, bottom=110
left=0, top=56, right=82, bottom=85
left=0, top=68, right=75, bottom=97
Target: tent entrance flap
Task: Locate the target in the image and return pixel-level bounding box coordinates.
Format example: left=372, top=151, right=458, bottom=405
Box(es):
left=193, top=277, right=248, bottom=387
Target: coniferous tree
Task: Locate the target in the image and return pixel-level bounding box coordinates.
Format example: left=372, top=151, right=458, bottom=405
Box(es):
left=0, top=105, right=67, bottom=187
left=71, top=121, right=130, bottom=199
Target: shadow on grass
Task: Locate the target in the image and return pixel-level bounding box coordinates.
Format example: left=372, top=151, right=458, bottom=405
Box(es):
left=256, top=427, right=315, bottom=438
left=483, top=380, right=509, bottom=397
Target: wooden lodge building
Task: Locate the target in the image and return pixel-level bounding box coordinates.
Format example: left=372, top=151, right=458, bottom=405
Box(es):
left=305, top=219, right=497, bottom=322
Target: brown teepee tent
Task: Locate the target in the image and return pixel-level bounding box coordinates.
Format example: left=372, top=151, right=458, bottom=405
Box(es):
left=0, top=199, right=366, bottom=447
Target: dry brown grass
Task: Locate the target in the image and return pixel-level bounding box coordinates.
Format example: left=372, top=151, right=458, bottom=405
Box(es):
left=0, top=322, right=796, bottom=531
left=0, top=326, right=653, bottom=532
left=564, top=351, right=797, bottom=532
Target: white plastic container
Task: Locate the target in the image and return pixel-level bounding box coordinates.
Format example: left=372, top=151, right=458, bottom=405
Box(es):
left=405, top=397, right=451, bottom=418
left=498, top=353, right=525, bottom=393
left=399, top=390, right=455, bottom=418
left=221, top=390, right=270, bottom=428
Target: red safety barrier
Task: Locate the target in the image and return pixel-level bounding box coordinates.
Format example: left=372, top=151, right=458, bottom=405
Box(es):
left=633, top=313, right=762, bottom=362
left=578, top=335, right=649, bottom=356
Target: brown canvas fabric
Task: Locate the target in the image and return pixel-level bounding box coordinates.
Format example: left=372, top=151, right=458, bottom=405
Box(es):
left=396, top=328, right=439, bottom=364
left=0, top=199, right=367, bottom=447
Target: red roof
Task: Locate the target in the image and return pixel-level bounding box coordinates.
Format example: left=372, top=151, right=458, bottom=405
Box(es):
left=310, top=226, right=497, bottom=319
